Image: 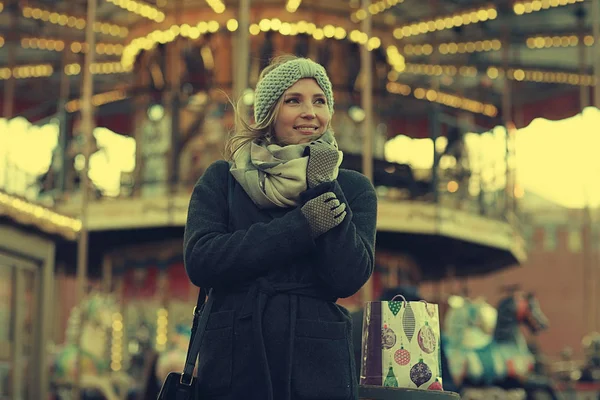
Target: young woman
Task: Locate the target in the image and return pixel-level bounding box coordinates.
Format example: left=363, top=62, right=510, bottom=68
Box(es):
left=184, top=55, right=377, bottom=400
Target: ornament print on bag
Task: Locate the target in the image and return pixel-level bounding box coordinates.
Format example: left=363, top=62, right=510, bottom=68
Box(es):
left=360, top=297, right=443, bottom=390
left=417, top=322, right=437, bottom=354
left=394, top=346, right=411, bottom=366
left=410, top=358, right=433, bottom=387
left=384, top=364, right=399, bottom=387
left=428, top=379, right=444, bottom=391
left=402, top=303, right=416, bottom=342
left=389, top=300, right=402, bottom=316
left=382, top=324, right=397, bottom=349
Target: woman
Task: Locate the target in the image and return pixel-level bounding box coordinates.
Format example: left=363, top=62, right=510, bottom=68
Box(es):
left=183, top=55, right=377, bottom=400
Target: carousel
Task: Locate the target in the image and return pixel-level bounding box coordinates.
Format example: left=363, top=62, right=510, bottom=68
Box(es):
left=0, top=0, right=599, bottom=398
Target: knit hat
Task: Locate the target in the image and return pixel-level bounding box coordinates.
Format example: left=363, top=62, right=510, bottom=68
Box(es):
left=253, top=58, right=334, bottom=125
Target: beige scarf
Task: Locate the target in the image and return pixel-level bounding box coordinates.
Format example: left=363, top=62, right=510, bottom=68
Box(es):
left=230, top=131, right=342, bottom=209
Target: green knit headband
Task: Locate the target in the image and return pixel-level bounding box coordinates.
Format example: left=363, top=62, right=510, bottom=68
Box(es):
left=253, top=58, right=334, bottom=125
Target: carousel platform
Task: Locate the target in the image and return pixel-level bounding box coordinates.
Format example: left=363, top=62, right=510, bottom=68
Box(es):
left=359, top=386, right=460, bottom=399
left=376, top=199, right=525, bottom=280
left=52, top=182, right=525, bottom=280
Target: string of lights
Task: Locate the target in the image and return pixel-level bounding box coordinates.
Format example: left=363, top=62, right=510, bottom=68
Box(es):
left=394, top=36, right=592, bottom=55
left=513, top=0, right=584, bottom=15
left=110, top=312, right=124, bottom=371
left=63, top=62, right=131, bottom=76
left=401, top=40, right=502, bottom=56
left=386, top=81, right=498, bottom=117
left=494, top=67, right=597, bottom=86
left=386, top=45, right=406, bottom=72
left=65, top=90, right=128, bottom=113
left=0, top=64, right=53, bottom=80
left=389, top=62, right=597, bottom=87
left=392, top=6, right=497, bottom=39
left=20, top=37, right=124, bottom=55
left=286, top=0, right=302, bottom=13
left=351, top=0, right=404, bottom=22
left=397, top=63, right=478, bottom=77
left=106, top=0, right=165, bottom=23
left=526, top=34, right=595, bottom=48
left=206, top=0, right=226, bottom=14
left=21, top=6, right=128, bottom=38
left=121, top=19, right=384, bottom=68
left=155, top=308, right=168, bottom=352
left=0, top=191, right=82, bottom=237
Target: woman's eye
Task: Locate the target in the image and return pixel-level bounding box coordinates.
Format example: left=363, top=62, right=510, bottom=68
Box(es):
left=285, top=98, right=299, bottom=104
left=315, top=98, right=326, bottom=104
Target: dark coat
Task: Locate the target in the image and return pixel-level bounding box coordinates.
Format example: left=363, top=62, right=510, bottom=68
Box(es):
left=184, top=160, right=377, bottom=400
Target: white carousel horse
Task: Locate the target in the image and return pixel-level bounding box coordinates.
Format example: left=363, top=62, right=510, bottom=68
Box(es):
left=444, top=292, right=549, bottom=389
left=51, top=292, right=132, bottom=399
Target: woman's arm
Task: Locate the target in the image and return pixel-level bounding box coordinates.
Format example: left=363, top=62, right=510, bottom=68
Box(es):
left=184, top=161, right=316, bottom=288
left=303, top=174, right=377, bottom=298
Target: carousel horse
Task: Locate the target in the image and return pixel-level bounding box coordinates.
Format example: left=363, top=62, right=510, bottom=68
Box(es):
left=580, top=332, right=600, bottom=382
left=442, top=296, right=499, bottom=388
left=443, top=296, right=497, bottom=350
left=133, top=323, right=195, bottom=399
left=51, top=292, right=132, bottom=400
left=443, top=291, right=554, bottom=399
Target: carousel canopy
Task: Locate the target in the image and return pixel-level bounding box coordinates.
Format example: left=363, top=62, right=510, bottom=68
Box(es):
left=0, top=0, right=596, bottom=123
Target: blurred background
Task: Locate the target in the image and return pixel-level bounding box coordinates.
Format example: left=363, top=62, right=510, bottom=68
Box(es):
left=0, top=0, right=599, bottom=398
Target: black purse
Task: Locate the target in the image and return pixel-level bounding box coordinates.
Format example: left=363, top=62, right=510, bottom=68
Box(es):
left=157, top=286, right=214, bottom=400
left=159, top=166, right=232, bottom=399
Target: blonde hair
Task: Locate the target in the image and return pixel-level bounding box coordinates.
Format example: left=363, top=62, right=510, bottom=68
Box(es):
left=223, top=54, right=301, bottom=160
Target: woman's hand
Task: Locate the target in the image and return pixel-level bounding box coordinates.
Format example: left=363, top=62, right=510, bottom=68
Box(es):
left=301, top=192, right=347, bottom=237
left=304, top=140, right=341, bottom=189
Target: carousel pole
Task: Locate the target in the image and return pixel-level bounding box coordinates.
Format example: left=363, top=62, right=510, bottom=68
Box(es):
left=593, top=0, right=600, bottom=109
left=359, top=0, right=373, bottom=304
left=102, top=254, right=113, bottom=293
left=74, top=0, right=97, bottom=397
left=580, top=2, right=593, bottom=337
left=583, top=203, right=594, bottom=335
left=578, top=5, right=589, bottom=110
left=591, top=0, right=600, bottom=333
left=501, top=18, right=512, bottom=127
left=57, top=49, right=72, bottom=195
left=2, top=1, right=17, bottom=120
left=170, top=0, right=183, bottom=196
left=360, top=0, right=373, bottom=184
left=2, top=1, right=17, bottom=191
left=428, top=0, right=441, bottom=206
left=234, top=0, right=251, bottom=120
left=501, top=16, right=513, bottom=221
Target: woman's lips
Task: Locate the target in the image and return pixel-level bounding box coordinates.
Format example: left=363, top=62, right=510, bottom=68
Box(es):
left=294, top=127, right=319, bottom=135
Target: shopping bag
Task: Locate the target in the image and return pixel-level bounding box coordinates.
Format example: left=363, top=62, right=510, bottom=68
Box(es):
left=360, top=295, right=444, bottom=390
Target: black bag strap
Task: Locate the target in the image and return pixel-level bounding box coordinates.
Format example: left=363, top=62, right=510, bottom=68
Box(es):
left=180, top=286, right=213, bottom=385
left=180, top=167, right=235, bottom=385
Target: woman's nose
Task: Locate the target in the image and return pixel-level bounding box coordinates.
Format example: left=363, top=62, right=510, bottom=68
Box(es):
left=301, top=104, right=316, bottom=118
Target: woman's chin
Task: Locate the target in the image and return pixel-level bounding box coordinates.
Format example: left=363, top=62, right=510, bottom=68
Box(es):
left=277, top=131, right=324, bottom=145
left=297, top=137, right=316, bottom=144
left=299, top=132, right=325, bottom=143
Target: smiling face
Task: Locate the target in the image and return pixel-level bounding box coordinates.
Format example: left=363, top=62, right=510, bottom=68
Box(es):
left=272, top=78, right=331, bottom=145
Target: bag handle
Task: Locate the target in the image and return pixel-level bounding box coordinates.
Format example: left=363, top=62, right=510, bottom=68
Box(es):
left=391, top=295, right=431, bottom=307
left=391, top=294, right=407, bottom=305
left=180, top=167, right=235, bottom=385
left=180, top=286, right=213, bottom=385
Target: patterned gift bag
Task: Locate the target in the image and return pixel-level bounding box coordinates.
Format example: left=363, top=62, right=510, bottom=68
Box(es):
left=360, top=295, right=444, bottom=390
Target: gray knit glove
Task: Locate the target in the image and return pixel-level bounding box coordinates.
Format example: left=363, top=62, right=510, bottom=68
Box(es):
left=304, top=140, right=341, bottom=189
left=301, top=192, right=347, bottom=238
